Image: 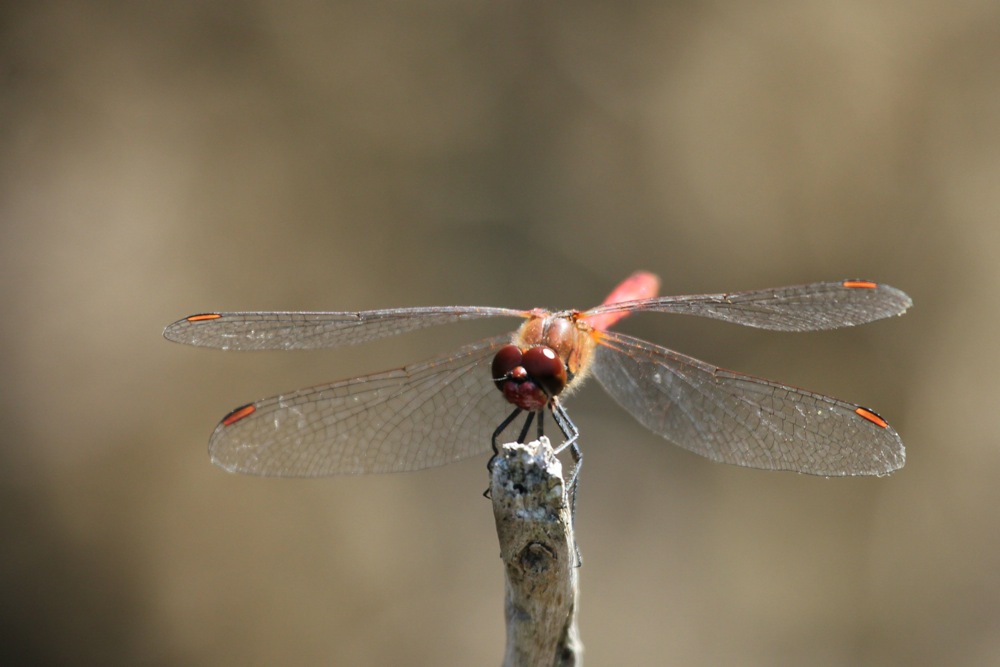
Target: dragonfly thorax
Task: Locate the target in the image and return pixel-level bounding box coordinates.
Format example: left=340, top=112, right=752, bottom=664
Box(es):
left=513, top=311, right=598, bottom=383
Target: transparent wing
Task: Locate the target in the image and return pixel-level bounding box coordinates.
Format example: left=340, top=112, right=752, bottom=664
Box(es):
left=591, top=331, right=905, bottom=476
left=208, top=335, right=516, bottom=476
left=164, top=306, right=527, bottom=350
left=581, top=280, right=912, bottom=332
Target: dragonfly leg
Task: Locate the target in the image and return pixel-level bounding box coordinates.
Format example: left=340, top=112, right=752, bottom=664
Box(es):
left=516, top=411, right=535, bottom=444
left=551, top=399, right=580, bottom=460
left=485, top=407, right=524, bottom=498
left=550, top=399, right=583, bottom=567
left=491, top=407, right=523, bottom=462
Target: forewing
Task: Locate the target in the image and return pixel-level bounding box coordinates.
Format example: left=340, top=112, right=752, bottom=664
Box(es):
left=164, top=306, right=526, bottom=350
left=591, top=331, right=905, bottom=475
left=209, top=335, right=514, bottom=476
left=581, top=280, right=911, bottom=332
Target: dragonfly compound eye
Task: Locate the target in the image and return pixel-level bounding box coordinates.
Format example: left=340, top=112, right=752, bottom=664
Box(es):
left=522, top=346, right=568, bottom=397
left=492, top=344, right=523, bottom=382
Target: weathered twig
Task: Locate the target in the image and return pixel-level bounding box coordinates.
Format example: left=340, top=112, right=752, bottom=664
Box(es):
left=490, top=437, right=582, bottom=667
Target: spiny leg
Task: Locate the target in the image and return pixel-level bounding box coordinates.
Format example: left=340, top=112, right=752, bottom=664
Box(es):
left=551, top=399, right=581, bottom=495
left=485, top=407, right=524, bottom=498
left=516, top=411, right=536, bottom=444
left=550, top=399, right=582, bottom=566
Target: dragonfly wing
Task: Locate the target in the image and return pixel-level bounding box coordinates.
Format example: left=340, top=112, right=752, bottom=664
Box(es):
left=581, top=280, right=911, bottom=332
left=591, top=331, right=905, bottom=476
left=164, top=306, right=526, bottom=350
left=209, top=335, right=514, bottom=476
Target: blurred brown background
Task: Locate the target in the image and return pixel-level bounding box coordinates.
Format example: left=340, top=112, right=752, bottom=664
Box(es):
left=1, top=2, right=997, bottom=665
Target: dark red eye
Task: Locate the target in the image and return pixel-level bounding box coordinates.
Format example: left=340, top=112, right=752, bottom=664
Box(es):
left=522, top=346, right=567, bottom=397
left=492, top=344, right=523, bottom=381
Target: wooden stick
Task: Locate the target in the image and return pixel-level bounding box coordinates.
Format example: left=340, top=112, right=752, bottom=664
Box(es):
left=490, top=437, right=582, bottom=667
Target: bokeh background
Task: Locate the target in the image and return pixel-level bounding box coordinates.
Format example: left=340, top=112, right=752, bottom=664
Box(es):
left=2, top=2, right=997, bottom=665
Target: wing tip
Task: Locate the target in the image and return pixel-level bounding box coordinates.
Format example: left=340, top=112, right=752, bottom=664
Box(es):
left=841, top=279, right=914, bottom=316
left=163, top=314, right=223, bottom=345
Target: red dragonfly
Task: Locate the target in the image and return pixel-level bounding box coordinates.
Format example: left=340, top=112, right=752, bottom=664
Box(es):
left=164, top=272, right=910, bottom=478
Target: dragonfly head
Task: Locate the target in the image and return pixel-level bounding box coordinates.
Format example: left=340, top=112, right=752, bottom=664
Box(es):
left=491, top=344, right=567, bottom=411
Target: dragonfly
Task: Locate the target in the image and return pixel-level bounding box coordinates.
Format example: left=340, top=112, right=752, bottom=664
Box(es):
left=164, top=272, right=911, bottom=479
